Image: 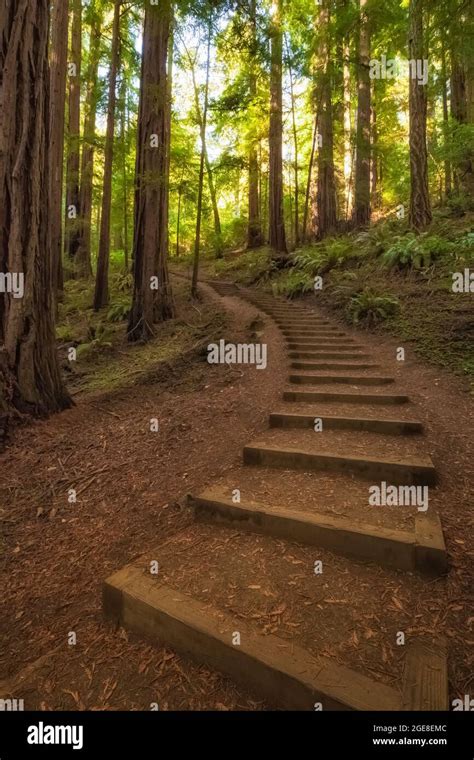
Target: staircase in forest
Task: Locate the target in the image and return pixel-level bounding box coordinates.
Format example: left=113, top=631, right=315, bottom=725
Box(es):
left=103, top=283, right=448, bottom=711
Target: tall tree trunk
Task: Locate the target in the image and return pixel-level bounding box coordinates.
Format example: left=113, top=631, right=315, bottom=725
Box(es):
left=64, top=0, right=82, bottom=265
left=120, top=77, right=130, bottom=271
left=191, top=15, right=212, bottom=297
left=93, top=0, right=121, bottom=311
left=248, top=144, right=263, bottom=248
left=176, top=172, right=184, bottom=257
left=268, top=0, right=287, bottom=256
left=303, top=113, right=318, bottom=239
left=343, top=33, right=353, bottom=221
left=450, top=1, right=474, bottom=196
left=315, top=0, right=337, bottom=239
left=286, top=37, right=300, bottom=246
left=204, top=149, right=223, bottom=257
left=353, top=0, right=371, bottom=227
left=50, top=0, right=70, bottom=293
left=0, top=0, right=71, bottom=417
left=128, top=0, right=175, bottom=341
left=440, top=30, right=452, bottom=197
left=76, top=10, right=102, bottom=279
left=371, top=82, right=379, bottom=207
left=408, top=0, right=432, bottom=230
left=247, top=0, right=263, bottom=249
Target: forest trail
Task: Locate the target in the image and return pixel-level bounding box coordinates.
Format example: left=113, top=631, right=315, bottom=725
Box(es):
left=1, top=281, right=472, bottom=711
left=103, top=283, right=472, bottom=711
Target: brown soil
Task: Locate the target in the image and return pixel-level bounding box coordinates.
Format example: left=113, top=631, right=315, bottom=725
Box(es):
left=0, top=281, right=472, bottom=710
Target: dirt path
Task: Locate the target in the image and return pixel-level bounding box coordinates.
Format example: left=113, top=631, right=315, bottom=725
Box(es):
left=0, top=284, right=286, bottom=709
left=1, top=282, right=472, bottom=710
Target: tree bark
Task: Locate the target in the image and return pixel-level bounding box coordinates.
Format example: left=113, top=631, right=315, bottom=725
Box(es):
left=286, top=36, right=300, bottom=247
left=50, top=0, right=70, bottom=293
left=343, top=33, right=354, bottom=221
left=440, top=30, right=452, bottom=197
left=120, top=76, right=130, bottom=271
left=450, top=0, right=474, bottom=196
left=408, top=0, right=432, bottom=231
left=0, top=0, right=71, bottom=417
left=315, top=0, right=337, bottom=239
left=247, top=0, right=263, bottom=249
left=268, top=0, right=287, bottom=256
left=64, top=0, right=82, bottom=265
left=303, top=113, right=318, bottom=240
left=93, top=0, right=121, bottom=310
left=353, top=0, right=371, bottom=227
left=75, top=9, right=102, bottom=279
left=191, top=14, right=212, bottom=297
left=128, top=0, right=175, bottom=342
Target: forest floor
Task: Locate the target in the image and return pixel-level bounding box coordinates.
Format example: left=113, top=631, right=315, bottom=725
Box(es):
left=197, top=211, right=474, bottom=383
left=1, top=270, right=473, bottom=710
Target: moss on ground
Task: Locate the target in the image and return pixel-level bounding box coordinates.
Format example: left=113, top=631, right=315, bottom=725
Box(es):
left=57, top=269, right=228, bottom=397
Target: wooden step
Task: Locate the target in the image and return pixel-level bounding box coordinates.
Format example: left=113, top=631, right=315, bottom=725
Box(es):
left=275, top=318, right=332, bottom=324
left=287, top=343, right=359, bottom=351
left=282, top=331, right=347, bottom=338
left=402, top=638, right=449, bottom=710
left=189, top=490, right=445, bottom=574
left=243, top=443, right=437, bottom=485
left=291, top=362, right=379, bottom=370
left=289, top=351, right=372, bottom=360
left=103, top=566, right=402, bottom=711
left=282, top=390, right=409, bottom=404
left=269, top=412, right=423, bottom=434
left=289, top=373, right=395, bottom=386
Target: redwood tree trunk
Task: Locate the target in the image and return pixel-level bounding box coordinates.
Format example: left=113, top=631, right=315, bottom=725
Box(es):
left=286, top=38, right=300, bottom=246
left=450, top=0, right=474, bottom=196
left=93, top=0, right=121, bottom=310
left=268, top=0, right=287, bottom=256
left=76, top=10, right=102, bottom=279
left=440, top=30, right=452, bottom=197
left=343, top=31, right=353, bottom=221
left=50, top=0, right=70, bottom=293
left=128, top=0, right=175, bottom=342
left=0, top=0, right=71, bottom=416
left=315, top=0, right=337, bottom=239
left=247, top=0, right=263, bottom=249
left=191, top=14, right=212, bottom=297
left=408, top=0, right=432, bottom=231
left=353, top=0, right=371, bottom=227
left=64, top=0, right=82, bottom=266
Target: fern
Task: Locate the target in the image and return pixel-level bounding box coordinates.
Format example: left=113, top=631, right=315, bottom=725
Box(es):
left=347, top=289, right=400, bottom=326
left=107, top=303, right=130, bottom=323
left=381, top=234, right=453, bottom=271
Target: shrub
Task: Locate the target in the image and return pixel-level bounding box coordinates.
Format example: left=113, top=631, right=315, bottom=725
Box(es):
left=347, top=289, right=400, bottom=326
left=271, top=269, right=314, bottom=298
left=381, top=233, right=454, bottom=270
left=107, top=302, right=130, bottom=323
left=294, top=238, right=353, bottom=276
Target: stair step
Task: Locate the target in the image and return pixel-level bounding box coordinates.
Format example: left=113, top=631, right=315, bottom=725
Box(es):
left=287, top=343, right=359, bottom=351
left=291, top=362, right=379, bottom=370
left=289, top=351, right=372, bottom=360
left=283, top=390, right=409, bottom=404
left=274, top=318, right=332, bottom=324
left=402, top=639, right=449, bottom=710
left=289, top=374, right=395, bottom=386
left=243, top=443, right=437, bottom=485
left=282, top=331, right=347, bottom=338
left=103, top=566, right=402, bottom=711
left=189, top=489, right=445, bottom=574
left=269, top=412, right=423, bottom=434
